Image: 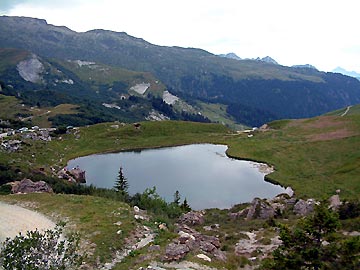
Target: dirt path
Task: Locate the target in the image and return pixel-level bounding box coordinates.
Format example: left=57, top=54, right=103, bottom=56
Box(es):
left=0, top=201, right=56, bottom=243
left=341, top=106, right=352, bottom=117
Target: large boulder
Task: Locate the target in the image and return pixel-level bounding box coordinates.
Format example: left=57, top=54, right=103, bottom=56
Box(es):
left=163, top=243, right=190, bottom=261
left=293, top=199, right=317, bottom=216
left=11, top=178, right=53, bottom=194
left=246, top=198, right=275, bottom=219
left=178, top=211, right=205, bottom=226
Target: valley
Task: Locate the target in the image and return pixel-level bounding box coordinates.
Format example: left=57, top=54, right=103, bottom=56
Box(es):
left=0, top=15, right=359, bottom=270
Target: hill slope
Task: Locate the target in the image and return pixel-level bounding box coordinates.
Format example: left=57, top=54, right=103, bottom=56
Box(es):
left=1, top=16, right=360, bottom=126
left=226, top=104, right=360, bottom=199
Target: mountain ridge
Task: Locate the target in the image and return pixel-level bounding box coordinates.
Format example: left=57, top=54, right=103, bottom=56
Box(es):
left=1, top=16, right=360, bottom=126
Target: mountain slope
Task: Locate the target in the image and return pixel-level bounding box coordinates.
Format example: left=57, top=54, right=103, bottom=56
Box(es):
left=0, top=48, right=211, bottom=127
left=1, top=16, right=360, bottom=126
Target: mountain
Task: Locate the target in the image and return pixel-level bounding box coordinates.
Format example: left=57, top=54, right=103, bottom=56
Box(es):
left=219, top=52, right=242, bottom=60
left=255, top=56, right=279, bottom=65
left=0, top=47, right=210, bottom=127
left=292, top=64, right=318, bottom=70
left=333, top=67, right=360, bottom=80
left=1, top=16, right=360, bottom=127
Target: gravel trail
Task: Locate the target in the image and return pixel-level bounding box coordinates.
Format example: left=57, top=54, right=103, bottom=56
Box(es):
left=0, top=201, right=56, bottom=243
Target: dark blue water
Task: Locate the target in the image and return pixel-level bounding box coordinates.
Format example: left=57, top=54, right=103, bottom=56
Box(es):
left=68, top=144, right=285, bottom=209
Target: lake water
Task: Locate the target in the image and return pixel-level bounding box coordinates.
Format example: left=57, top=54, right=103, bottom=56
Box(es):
left=67, top=144, right=285, bottom=209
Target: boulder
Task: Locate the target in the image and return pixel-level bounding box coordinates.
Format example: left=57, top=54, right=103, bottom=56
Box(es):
left=293, top=199, right=317, bottom=216
left=163, top=243, right=190, bottom=261
left=178, top=231, right=195, bottom=244
left=11, top=178, right=53, bottom=194
left=284, top=186, right=294, bottom=197
left=329, top=194, right=341, bottom=210
left=178, top=211, right=205, bottom=226
left=246, top=198, right=275, bottom=219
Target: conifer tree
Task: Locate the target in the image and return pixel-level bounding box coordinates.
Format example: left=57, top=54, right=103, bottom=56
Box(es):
left=114, top=166, right=128, bottom=194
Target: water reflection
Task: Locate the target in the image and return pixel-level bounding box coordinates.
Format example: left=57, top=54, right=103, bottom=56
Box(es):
left=68, top=144, right=285, bottom=209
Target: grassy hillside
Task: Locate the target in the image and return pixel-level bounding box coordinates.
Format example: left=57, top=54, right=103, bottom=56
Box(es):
left=225, top=107, right=360, bottom=200
left=1, top=111, right=359, bottom=201
left=0, top=94, right=80, bottom=127
left=0, top=121, right=229, bottom=173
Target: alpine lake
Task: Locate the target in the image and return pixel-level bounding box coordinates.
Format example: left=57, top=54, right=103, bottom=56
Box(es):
left=68, top=144, right=285, bottom=210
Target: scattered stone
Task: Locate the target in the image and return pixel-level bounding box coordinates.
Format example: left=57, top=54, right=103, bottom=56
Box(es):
left=11, top=178, right=53, bottom=194
left=203, top=224, right=220, bottom=231
left=116, top=230, right=122, bottom=235
left=158, top=223, right=168, bottom=230
left=57, top=166, right=86, bottom=183
left=196, top=254, right=211, bottom=262
left=114, top=221, right=122, bottom=226
left=148, top=245, right=161, bottom=252
left=134, top=206, right=140, bottom=213
left=134, top=214, right=147, bottom=220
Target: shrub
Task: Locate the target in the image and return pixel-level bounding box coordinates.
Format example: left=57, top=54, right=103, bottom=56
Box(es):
left=0, top=223, right=84, bottom=270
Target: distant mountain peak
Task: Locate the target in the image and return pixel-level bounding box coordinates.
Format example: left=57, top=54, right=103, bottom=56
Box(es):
left=255, top=56, right=278, bottom=65
left=219, top=52, right=241, bottom=60
left=333, top=67, right=360, bottom=80
left=292, top=64, right=318, bottom=70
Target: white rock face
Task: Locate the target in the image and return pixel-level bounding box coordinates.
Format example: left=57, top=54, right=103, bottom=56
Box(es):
left=130, top=83, right=150, bottom=95
left=163, top=90, right=179, bottom=105
left=17, top=55, right=44, bottom=83
left=73, top=60, right=96, bottom=67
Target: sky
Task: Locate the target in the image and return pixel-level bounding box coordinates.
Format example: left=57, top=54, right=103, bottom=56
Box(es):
left=1, top=0, right=359, bottom=73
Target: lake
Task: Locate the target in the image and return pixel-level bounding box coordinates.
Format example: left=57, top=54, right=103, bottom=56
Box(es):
left=67, top=144, right=285, bottom=209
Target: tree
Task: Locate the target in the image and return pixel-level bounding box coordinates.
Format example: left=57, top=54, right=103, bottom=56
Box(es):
left=173, top=190, right=181, bottom=205
left=0, top=223, right=84, bottom=270
left=262, top=203, right=359, bottom=270
left=113, top=166, right=128, bottom=194
left=181, top=198, right=191, bottom=212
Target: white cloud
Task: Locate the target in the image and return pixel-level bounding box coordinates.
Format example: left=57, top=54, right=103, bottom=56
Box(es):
left=5, top=0, right=360, bottom=72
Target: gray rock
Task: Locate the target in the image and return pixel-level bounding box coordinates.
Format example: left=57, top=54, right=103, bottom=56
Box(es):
left=246, top=198, right=275, bottom=219
left=293, top=199, right=317, bottom=215
left=329, top=194, right=341, bottom=210
left=11, top=178, right=53, bottom=194
left=178, top=211, right=205, bottom=226
left=164, top=243, right=190, bottom=261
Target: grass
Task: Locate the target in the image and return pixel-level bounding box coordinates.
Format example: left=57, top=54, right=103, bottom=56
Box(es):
left=197, top=101, right=247, bottom=130
left=0, top=48, right=29, bottom=72
left=57, top=60, right=166, bottom=95
left=31, top=103, right=80, bottom=127
left=0, top=94, right=29, bottom=119
left=0, top=94, right=79, bottom=127
left=225, top=113, right=360, bottom=200
left=2, top=110, right=359, bottom=201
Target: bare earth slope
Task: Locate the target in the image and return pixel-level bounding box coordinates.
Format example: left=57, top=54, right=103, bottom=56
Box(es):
left=0, top=201, right=55, bottom=242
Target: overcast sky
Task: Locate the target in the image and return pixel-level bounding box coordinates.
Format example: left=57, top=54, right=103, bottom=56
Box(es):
left=1, top=0, right=359, bottom=73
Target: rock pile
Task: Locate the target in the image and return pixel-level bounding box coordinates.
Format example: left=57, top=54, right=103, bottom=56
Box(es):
left=163, top=211, right=226, bottom=262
